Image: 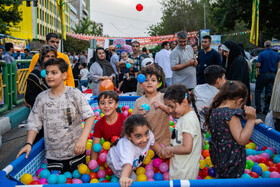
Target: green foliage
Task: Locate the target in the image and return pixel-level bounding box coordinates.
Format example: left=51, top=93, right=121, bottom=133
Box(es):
left=72, top=17, right=102, bottom=36
left=63, top=35, right=90, bottom=54
left=0, top=0, right=23, bottom=34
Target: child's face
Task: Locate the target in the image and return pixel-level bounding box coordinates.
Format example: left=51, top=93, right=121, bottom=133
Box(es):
left=121, top=54, right=128, bottom=61
left=44, top=51, right=56, bottom=63
left=45, top=65, right=67, bottom=88
left=98, top=96, right=118, bottom=117
left=141, top=74, right=159, bottom=94
left=164, top=99, right=187, bottom=119
left=127, top=125, right=150, bottom=149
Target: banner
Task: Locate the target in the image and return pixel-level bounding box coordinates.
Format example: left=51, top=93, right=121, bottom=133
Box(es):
left=57, top=0, right=66, bottom=40
left=210, top=35, right=221, bottom=52
left=200, top=29, right=210, bottom=42
left=250, top=0, right=260, bottom=46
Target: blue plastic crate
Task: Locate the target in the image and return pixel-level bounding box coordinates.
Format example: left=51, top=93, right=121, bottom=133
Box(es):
left=2, top=96, right=280, bottom=186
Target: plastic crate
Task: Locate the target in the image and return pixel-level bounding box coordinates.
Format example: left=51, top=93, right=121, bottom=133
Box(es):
left=2, top=96, right=280, bottom=186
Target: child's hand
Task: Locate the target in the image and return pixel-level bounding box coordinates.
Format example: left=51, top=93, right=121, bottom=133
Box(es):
left=119, top=177, right=133, bottom=187
left=255, top=119, right=263, bottom=125
left=151, top=100, right=162, bottom=110
left=16, top=144, right=32, bottom=159
left=244, top=106, right=256, bottom=120
left=74, top=138, right=86, bottom=155
left=139, top=108, right=148, bottom=116
left=161, top=147, right=174, bottom=159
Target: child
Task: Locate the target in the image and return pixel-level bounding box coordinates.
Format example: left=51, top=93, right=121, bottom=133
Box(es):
left=107, top=115, right=161, bottom=187
left=78, top=62, right=89, bottom=91
left=16, top=58, right=95, bottom=173
left=90, top=90, right=126, bottom=160
left=132, top=67, right=171, bottom=147
left=205, top=80, right=262, bottom=178
left=161, top=84, right=202, bottom=180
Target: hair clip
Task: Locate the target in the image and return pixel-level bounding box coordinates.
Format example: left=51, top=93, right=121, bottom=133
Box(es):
left=229, top=80, right=233, bottom=85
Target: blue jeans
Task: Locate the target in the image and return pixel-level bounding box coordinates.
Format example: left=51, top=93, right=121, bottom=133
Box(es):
left=80, top=80, right=88, bottom=91
left=166, top=78, right=172, bottom=87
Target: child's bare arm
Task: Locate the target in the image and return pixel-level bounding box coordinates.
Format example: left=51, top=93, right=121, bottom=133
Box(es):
left=150, top=142, right=163, bottom=157
left=166, top=132, right=193, bottom=155
left=90, top=137, right=101, bottom=160
left=151, top=100, right=170, bottom=114
left=16, top=130, right=37, bottom=159
left=119, top=163, right=133, bottom=187
left=74, top=116, right=95, bottom=155
left=228, top=106, right=256, bottom=146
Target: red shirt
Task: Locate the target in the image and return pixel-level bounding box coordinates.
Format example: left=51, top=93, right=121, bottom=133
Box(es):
left=93, top=112, right=126, bottom=141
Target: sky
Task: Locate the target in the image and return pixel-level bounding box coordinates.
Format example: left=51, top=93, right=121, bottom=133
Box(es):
left=90, top=0, right=163, bottom=37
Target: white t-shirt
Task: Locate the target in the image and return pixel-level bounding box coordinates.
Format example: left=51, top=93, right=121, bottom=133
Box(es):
left=107, top=130, right=155, bottom=177
left=80, top=68, right=89, bottom=80
left=169, top=110, right=202, bottom=180
left=155, top=49, right=172, bottom=78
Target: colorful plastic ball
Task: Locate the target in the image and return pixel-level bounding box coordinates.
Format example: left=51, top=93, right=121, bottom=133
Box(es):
left=136, top=167, right=146, bottom=175
left=101, top=179, right=109, bottom=183
left=261, top=146, right=268, bottom=151
left=81, top=174, right=91, bottom=183
left=90, top=178, right=99, bottom=183
left=249, top=172, right=259, bottom=178
left=99, top=178, right=106, bottom=183
left=99, top=153, right=107, bottom=163
left=262, top=171, right=271, bottom=178
left=153, top=158, right=162, bottom=168
left=147, top=149, right=155, bottom=159
left=66, top=178, right=72, bottom=184
left=202, top=167, right=209, bottom=177
left=203, top=150, right=210, bottom=158
left=78, top=164, right=89, bottom=175
left=141, top=103, right=150, bottom=112
left=137, top=74, right=146, bottom=83
left=153, top=172, right=164, bottom=181
left=273, top=155, right=280, bottom=164
left=269, top=166, right=278, bottom=172
left=205, top=132, right=210, bottom=139
left=137, top=174, right=147, bottom=181
left=30, top=181, right=40, bottom=185
left=33, top=176, right=39, bottom=181
left=267, top=147, right=276, bottom=154
left=246, top=149, right=254, bottom=156
left=92, top=164, right=100, bottom=173
left=51, top=170, right=60, bottom=175
left=47, top=174, right=58, bottom=184
left=20, top=173, right=33, bottom=185
left=258, top=163, right=268, bottom=172
left=128, top=108, right=133, bottom=113
left=93, top=143, right=102, bottom=153
left=72, top=179, right=83, bottom=184
left=100, top=137, right=105, bottom=145
left=72, top=169, right=81, bottom=179
left=97, top=170, right=106, bottom=179
left=110, top=136, right=118, bottom=143
left=244, top=169, right=251, bottom=174
left=203, top=144, right=210, bottom=150
left=259, top=157, right=268, bottom=165
left=40, top=69, right=46, bottom=78
left=205, top=157, right=213, bottom=166
left=163, top=172, right=169, bottom=180
left=270, top=171, right=280, bottom=178
left=200, top=160, right=206, bottom=170
left=136, top=3, right=143, bottom=11
left=204, top=176, right=214, bottom=179
left=111, top=177, right=119, bottom=182
left=105, top=175, right=111, bottom=181
left=145, top=170, right=154, bottom=179
left=103, top=141, right=111, bottom=150
left=39, top=169, right=51, bottom=179
left=94, top=111, right=100, bottom=117
left=251, top=165, right=262, bottom=176
left=38, top=178, right=48, bottom=184
left=99, top=79, right=114, bottom=92
left=246, top=160, right=255, bottom=169
left=241, top=173, right=251, bottom=179
left=57, top=174, right=67, bottom=184
left=264, top=149, right=274, bottom=158
left=88, top=172, right=98, bottom=179
left=123, top=110, right=128, bottom=116
left=208, top=167, right=215, bottom=177
left=105, top=167, right=114, bottom=176
left=170, top=121, right=174, bottom=126
left=145, top=164, right=154, bottom=171
left=63, top=171, right=72, bottom=179
left=159, top=163, right=169, bottom=173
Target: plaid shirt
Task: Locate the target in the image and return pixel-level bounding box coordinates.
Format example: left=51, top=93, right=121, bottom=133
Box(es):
left=129, top=54, right=144, bottom=79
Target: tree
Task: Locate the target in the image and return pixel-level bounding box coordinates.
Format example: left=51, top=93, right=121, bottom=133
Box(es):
left=72, top=17, right=103, bottom=36
left=0, top=0, right=23, bottom=34
left=147, top=0, right=214, bottom=36
left=210, top=0, right=280, bottom=44
left=63, top=35, right=90, bottom=54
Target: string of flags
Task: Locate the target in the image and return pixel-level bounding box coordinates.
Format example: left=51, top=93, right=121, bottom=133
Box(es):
left=221, top=30, right=251, bottom=37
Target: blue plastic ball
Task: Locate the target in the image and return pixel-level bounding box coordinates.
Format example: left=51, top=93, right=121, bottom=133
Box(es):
left=57, top=174, right=67, bottom=184
left=126, top=63, right=132, bottom=69
left=72, top=169, right=81, bottom=179
left=40, top=69, right=46, bottom=78
left=264, top=149, right=274, bottom=158
left=111, top=177, right=119, bottom=182
left=47, top=174, right=58, bottom=184
left=51, top=170, right=60, bottom=175
left=99, top=178, right=106, bottom=183
left=241, top=173, right=251, bottom=179
left=208, top=167, right=216, bottom=177
left=92, top=164, right=100, bottom=173
left=251, top=165, right=262, bottom=176
left=246, top=149, right=253, bottom=156
left=141, top=103, right=150, bottom=113
left=93, top=143, right=102, bottom=153
left=41, top=163, right=48, bottom=169
left=262, top=171, right=271, bottom=178
left=39, top=169, right=51, bottom=179
left=137, top=74, right=146, bottom=83
left=153, top=172, right=163, bottom=181
left=63, top=171, right=72, bottom=179
left=81, top=174, right=91, bottom=183
left=273, top=155, right=280, bottom=164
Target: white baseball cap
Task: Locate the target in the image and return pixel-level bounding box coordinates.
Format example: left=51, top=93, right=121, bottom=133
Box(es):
left=141, top=58, right=154, bottom=68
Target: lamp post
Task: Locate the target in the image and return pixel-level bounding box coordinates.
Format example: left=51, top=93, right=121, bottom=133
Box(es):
left=190, top=0, right=206, bottom=29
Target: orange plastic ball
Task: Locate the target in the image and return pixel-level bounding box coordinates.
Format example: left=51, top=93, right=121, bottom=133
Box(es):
left=99, top=79, right=114, bottom=92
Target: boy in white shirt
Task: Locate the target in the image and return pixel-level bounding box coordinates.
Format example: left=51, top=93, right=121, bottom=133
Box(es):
left=79, top=62, right=89, bottom=91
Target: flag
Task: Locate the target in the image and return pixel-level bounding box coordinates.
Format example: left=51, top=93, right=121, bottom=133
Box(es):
left=57, top=0, right=66, bottom=40
left=250, top=0, right=259, bottom=46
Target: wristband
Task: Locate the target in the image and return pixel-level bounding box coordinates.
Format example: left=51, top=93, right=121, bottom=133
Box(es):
left=25, top=143, right=33, bottom=148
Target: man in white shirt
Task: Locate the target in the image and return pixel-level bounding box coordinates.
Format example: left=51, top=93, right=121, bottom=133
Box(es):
left=155, top=41, right=172, bottom=87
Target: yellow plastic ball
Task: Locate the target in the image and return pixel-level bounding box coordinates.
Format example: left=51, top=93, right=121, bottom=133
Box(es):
left=199, top=160, right=206, bottom=170
left=142, top=156, right=151, bottom=165
left=101, top=113, right=104, bottom=118
left=209, top=165, right=214, bottom=168
left=105, top=163, right=108, bottom=168
left=78, top=164, right=88, bottom=175
left=99, top=166, right=105, bottom=170
left=90, top=179, right=99, bottom=183
left=258, top=163, right=268, bottom=172
left=20, top=173, right=33, bottom=185
left=86, top=168, right=91, bottom=174
left=103, top=141, right=111, bottom=150
left=137, top=174, right=147, bottom=181
left=86, top=142, right=92, bottom=150
left=205, top=176, right=214, bottom=179
left=245, top=144, right=253, bottom=150
left=205, top=157, right=213, bottom=166
left=86, top=156, right=91, bottom=165
left=82, top=123, right=85, bottom=128
left=128, top=109, right=133, bottom=113
left=147, top=149, right=155, bottom=159
left=136, top=167, right=146, bottom=175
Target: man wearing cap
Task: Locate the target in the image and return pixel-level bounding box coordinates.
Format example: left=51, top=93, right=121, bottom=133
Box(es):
left=255, top=40, right=280, bottom=114
left=170, top=31, right=198, bottom=89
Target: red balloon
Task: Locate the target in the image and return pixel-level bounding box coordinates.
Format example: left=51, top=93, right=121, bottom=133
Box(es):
left=249, top=172, right=259, bottom=178
left=99, top=79, right=114, bottom=92
left=136, top=4, right=143, bottom=11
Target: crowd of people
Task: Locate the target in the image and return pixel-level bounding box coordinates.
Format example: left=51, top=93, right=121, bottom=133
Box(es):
left=6, top=31, right=280, bottom=186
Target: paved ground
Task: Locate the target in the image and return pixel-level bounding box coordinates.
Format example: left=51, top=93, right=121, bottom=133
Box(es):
left=0, top=84, right=266, bottom=170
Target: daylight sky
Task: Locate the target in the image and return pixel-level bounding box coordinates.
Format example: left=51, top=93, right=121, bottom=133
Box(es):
left=90, top=0, right=163, bottom=37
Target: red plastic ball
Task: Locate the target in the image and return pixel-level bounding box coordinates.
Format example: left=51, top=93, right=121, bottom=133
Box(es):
left=30, top=181, right=40, bottom=185
left=100, top=150, right=108, bottom=155
left=261, top=146, right=267, bottom=151
left=258, top=157, right=268, bottom=165
left=101, top=180, right=109, bottom=183
left=203, top=150, right=210, bottom=158
left=105, top=167, right=114, bottom=176
left=267, top=161, right=275, bottom=168
left=136, top=4, right=143, bottom=11
left=89, top=172, right=98, bottom=179
left=66, top=178, right=72, bottom=184
left=269, top=166, right=278, bottom=172
left=111, top=136, right=119, bottom=143
left=198, top=170, right=204, bottom=177
left=249, top=172, right=259, bottom=178
left=202, top=167, right=209, bottom=177
left=276, top=163, right=280, bottom=172
left=97, top=158, right=104, bottom=166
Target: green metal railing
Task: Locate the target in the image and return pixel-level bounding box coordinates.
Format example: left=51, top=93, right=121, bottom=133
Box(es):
left=0, top=60, right=31, bottom=114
